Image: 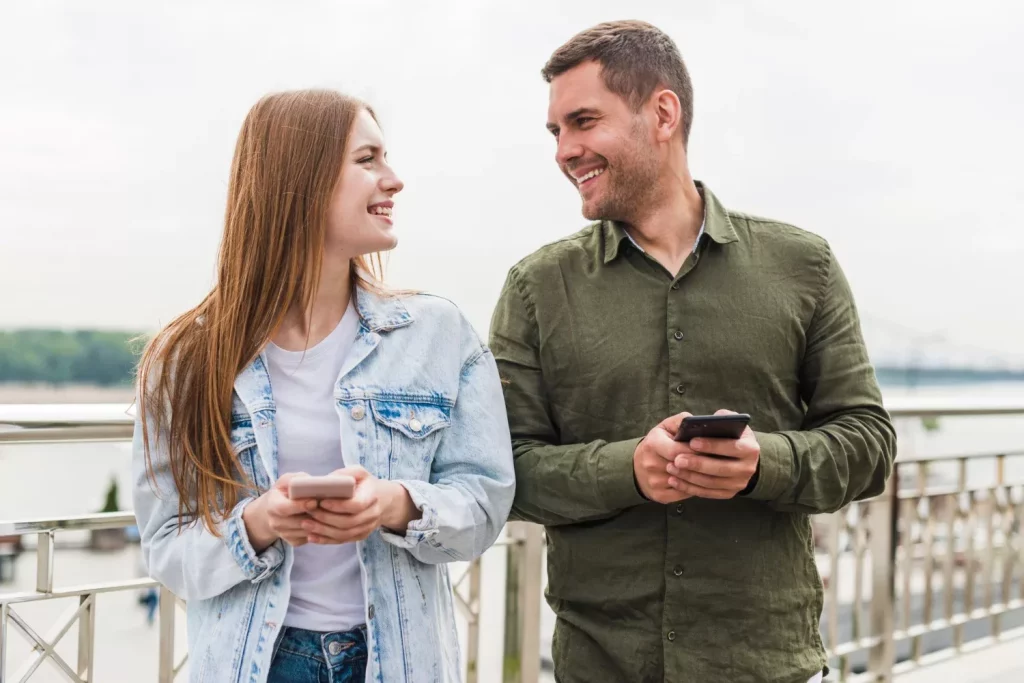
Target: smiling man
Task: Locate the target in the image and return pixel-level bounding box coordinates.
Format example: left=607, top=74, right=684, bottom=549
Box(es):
left=488, top=20, right=896, bottom=683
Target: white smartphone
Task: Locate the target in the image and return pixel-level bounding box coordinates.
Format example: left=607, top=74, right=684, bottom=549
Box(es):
left=287, top=474, right=356, bottom=500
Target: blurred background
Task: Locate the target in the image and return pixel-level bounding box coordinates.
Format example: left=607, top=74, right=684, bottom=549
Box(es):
left=1, top=1, right=1022, bottom=681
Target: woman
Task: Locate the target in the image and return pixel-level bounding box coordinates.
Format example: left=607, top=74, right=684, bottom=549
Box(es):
left=131, top=89, right=515, bottom=683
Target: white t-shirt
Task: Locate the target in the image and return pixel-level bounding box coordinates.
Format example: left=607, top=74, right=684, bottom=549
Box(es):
left=265, top=302, right=364, bottom=632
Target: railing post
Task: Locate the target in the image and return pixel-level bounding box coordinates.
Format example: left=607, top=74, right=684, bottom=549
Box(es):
left=78, top=593, right=95, bottom=681
left=36, top=530, right=54, bottom=594
left=465, top=558, right=481, bottom=683
left=158, top=586, right=176, bottom=683
left=1, top=602, right=8, bottom=683
left=503, top=522, right=544, bottom=683
left=867, top=470, right=898, bottom=681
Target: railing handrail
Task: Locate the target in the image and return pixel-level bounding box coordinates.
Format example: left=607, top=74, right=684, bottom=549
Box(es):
left=0, top=402, right=135, bottom=443
left=0, top=511, right=136, bottom=537
left=1, top=394, right=1023, bottom=441
left=883, top=395, right=1024, bottom=418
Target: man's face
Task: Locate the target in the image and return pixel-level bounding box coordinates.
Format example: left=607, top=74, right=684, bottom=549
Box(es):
left=546, top=60, right=660, bottom=222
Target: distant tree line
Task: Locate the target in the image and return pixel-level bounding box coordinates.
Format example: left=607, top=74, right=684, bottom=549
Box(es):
left=0, top=330, right=146, bottom=386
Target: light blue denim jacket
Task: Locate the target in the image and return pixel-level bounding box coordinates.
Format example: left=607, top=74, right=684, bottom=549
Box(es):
left=132, top=288, right=516, bottom=682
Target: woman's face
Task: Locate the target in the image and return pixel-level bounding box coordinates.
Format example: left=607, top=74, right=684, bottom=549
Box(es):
left=325, top=108, right=405, bottom=258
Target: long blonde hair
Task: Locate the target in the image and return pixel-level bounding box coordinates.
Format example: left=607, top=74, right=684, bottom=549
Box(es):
left=138, top=89, right=384, bottom=534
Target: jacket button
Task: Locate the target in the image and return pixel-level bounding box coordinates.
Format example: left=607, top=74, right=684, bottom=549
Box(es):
left=675, top=384, right=686, bottom=395
left=673, top=330, right=684, bottom=341
left=673, top=565, right=683, bottom=577
left=667, top=630, right=676, bottom=642
left=328, top=640, right=343, bottom=656
left=675, top=504, right=684, bottom=515
left=409, top=418, right=423, bottom=432
left=351, top=405, right=365, bottom=420
left=368, top=604, right=375, bottom=619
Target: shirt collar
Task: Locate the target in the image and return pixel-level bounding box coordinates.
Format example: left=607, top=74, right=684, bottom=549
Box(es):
left=602, top=181, right=739, bottom=264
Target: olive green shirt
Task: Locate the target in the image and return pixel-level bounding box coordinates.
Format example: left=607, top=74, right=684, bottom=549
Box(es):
left=488, top=184, right=895, bottom=682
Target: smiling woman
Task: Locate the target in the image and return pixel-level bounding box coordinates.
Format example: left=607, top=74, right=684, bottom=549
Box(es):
left=130, top=88, right=515, bottom=683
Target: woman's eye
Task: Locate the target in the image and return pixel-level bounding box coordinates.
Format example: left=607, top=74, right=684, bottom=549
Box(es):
left=358, top=155, right=374, bottom=164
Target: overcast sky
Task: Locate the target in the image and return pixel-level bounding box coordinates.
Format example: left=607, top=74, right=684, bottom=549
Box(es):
left=1, top=1, right=1022, bottom=367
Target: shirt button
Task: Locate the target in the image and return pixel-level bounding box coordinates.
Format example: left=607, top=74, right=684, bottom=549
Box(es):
left=409, top=418, right=423, bottom=432
left=675, top=504, right=684, bottom=515
left=673, top=330, right=684, bottom=341
left=328, top=640, right=343, bottom=656
left=350, top=405, right=366, bottom=420
left=667, top=630, right=677, bottom=642
left=671, top=283, right=679, bottom=291
left=673, top=565, right=683, bottom=577
left=675, top=384, right=686, bottom=395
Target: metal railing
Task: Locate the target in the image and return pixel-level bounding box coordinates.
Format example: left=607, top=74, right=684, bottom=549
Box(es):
left=0, top=404, right=544, bottom=682
left=2, top=398, right=1024, bottom=682
left=818, top=398, right=1024, bottom=681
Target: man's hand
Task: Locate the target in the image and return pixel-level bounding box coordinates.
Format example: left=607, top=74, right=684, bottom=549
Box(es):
left=634, top=412, right=697, bottom=504
left=666, top=409, right=760, bottom=499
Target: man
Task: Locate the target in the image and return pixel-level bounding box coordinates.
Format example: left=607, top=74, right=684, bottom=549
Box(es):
left=488, top=20, right=896, bottom=683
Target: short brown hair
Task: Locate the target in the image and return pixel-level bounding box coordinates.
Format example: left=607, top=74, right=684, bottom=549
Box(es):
left=542, top=20, right=694, bottom=144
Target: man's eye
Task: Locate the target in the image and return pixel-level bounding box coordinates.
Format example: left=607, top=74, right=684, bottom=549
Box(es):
left=577, top=117, right=594, bottom=126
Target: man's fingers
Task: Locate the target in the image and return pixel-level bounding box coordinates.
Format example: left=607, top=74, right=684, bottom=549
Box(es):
left=671, top=454, right=751, bottom=479
left=657, top=411, right=693, bottom=436
left=646, top=429, right=695, bottom=463
left=666, top=465, right=745, bottom=492
left=689, top=435, right=757, bottom=459
left=666, top=475, right=735, bottom=499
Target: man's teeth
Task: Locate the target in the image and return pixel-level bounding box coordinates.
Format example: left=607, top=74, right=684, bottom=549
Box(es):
left=370, top=206, right=392, bottom=216
left=577, top=168, right=605, bottom=183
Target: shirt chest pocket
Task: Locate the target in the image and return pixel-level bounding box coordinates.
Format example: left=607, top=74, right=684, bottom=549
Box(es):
left=369, top=398, right=452, bottom=481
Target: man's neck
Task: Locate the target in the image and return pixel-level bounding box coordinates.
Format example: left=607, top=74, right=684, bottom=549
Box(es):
left=623, top=178, right=704, bottom=277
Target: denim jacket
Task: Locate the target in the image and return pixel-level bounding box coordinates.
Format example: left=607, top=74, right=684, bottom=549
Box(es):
left=132, top=288, right=516, bottom=682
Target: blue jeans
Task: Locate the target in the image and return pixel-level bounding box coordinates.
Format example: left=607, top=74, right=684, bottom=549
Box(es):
left=268, top=624, right=368, bottom=683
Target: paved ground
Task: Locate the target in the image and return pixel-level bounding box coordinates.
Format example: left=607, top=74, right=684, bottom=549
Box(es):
left=896, top=638, right=1024, bottom=683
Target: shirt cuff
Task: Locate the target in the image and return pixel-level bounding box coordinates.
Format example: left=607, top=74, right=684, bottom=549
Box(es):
left=746, top=432, right=794, bottom=502
left=596, top=437, right=647, bottom=510
left=222, top=498, right=286, bottom=583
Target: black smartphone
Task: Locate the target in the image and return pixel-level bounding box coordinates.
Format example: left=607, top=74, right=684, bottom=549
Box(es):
left=674, top=413, right=751, bottom=442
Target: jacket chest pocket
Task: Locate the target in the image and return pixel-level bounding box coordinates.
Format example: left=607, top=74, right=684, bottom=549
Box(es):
left=230, top=418, right=269, bottom=493
left=369, top=398, right=452, bottom=480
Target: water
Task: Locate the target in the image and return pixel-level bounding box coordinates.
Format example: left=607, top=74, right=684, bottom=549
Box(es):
left=2, top=382, right=1022, bottom=679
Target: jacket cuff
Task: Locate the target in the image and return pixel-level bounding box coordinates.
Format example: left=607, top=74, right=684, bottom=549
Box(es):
left=222, top=498, right=285, bottom=583
left=377, top=480, right=447, bottom=554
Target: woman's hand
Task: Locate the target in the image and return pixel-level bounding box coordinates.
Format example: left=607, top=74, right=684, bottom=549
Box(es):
left=242, top=472, right=318, bottom=551
left=304, top=466, right=421, bottom=544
